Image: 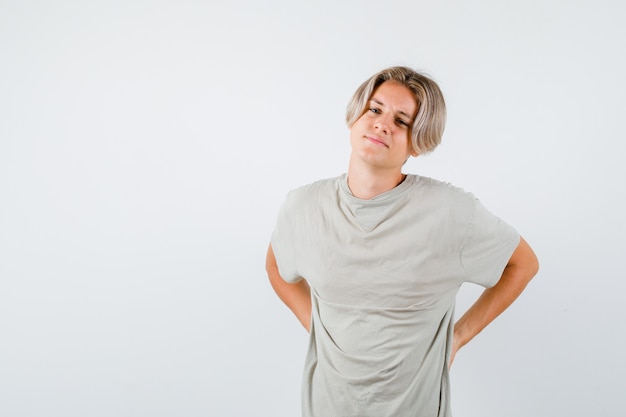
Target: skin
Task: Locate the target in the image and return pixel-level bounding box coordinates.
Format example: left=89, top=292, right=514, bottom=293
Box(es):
left=347, top=81, right=419, bottom=199
left=266, top=244, right=312, bottom=332
left=266, top=80, right=539, bottom=366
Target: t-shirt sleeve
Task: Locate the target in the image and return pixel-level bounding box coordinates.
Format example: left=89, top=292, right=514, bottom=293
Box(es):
left=460, top=198, right=520, bottom=288
left=270, top=191, right=303, bottom=283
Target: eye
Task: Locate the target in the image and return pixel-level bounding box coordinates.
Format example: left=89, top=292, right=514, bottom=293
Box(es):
left=396, top=119, right=410, bottom=127
left=369, top=107, right=381, bottom=114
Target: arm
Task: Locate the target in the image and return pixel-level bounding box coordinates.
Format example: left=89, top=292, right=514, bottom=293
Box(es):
left=450, top=236, right=539, bottom=366
left=266, top=243, right=312, bottom=332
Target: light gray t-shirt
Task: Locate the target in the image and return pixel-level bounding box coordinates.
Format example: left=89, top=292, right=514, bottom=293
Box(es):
left=271, top=174, right=520, bottom=417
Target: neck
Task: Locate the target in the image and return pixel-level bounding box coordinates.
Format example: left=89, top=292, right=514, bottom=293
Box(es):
left=347, top=157, right=406, bottom=200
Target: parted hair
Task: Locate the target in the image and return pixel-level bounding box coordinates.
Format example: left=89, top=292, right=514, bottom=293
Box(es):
left=346, top=66, right=447, bottom=154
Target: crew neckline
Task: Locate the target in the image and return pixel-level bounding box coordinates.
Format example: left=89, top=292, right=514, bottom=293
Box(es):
left=340, top=173, right=416, bottom=202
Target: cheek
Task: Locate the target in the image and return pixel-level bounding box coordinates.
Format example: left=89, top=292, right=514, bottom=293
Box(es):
left=401, top=133, right=414, bottom=151
left=407, top=135, right=418, bottom=156
left=350, top=117, right=366, bottom=136
left=351, top=115, right=367, bottom=129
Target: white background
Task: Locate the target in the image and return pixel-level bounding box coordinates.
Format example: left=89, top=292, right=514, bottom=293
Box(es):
left=1, top=1, right=625, bottom=416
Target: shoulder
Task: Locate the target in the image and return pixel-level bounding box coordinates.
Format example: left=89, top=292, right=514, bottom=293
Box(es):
left=410, top=174, right=477, bottom=207
left=280, top=175, right=342, bottom=213
left=285, top=175, right=341, bottom=203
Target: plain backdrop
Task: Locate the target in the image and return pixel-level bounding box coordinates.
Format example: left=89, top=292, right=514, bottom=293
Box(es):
left=1, top=1, right=625, bottom=416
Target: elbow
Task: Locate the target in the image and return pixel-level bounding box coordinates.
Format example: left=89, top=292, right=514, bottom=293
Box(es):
left=527, top=240, right=540, bottom=278
left=265, top=243, right=277, bottom=275
left=525, top=246, right=540, bottom=283
left=513, top=236, right=540, bottom=282
left=529, top=255, right=540, bottom=280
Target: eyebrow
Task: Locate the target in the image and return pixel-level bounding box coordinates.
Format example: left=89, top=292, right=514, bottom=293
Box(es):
left=370, top=98, right=413, bottom=119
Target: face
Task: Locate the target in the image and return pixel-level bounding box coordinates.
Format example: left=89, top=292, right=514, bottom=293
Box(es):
left=349, top=81, right=418, bottom=171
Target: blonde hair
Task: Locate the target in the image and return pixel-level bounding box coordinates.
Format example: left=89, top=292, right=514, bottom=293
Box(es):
left=346, top=66, right=446, bottom=154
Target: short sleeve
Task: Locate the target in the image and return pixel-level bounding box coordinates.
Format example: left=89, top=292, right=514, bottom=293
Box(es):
left=270, top=191, right=303, bottom=283
left=460, top=198, right=520, bottom=288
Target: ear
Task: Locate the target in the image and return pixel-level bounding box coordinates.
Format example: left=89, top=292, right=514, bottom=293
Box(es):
left=410, top=149, right=419, bottom=157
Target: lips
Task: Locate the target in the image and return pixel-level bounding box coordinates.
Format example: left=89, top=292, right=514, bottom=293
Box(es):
left=365, top=135, right=388, bottom=147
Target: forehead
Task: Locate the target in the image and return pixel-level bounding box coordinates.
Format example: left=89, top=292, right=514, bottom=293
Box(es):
left=370, top=81, right=418, bottom=117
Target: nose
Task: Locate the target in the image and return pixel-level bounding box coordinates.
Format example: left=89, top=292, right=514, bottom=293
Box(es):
left=374, top=114, right=391, bottom=135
